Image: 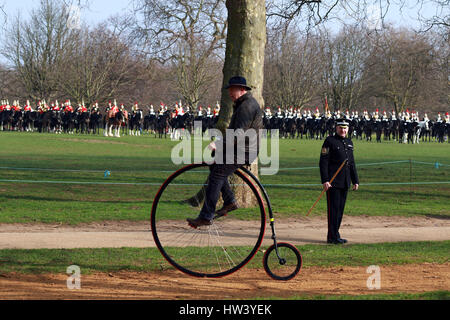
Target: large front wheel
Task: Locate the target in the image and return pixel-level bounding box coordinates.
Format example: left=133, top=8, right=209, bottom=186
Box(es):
left=151, top=163, right=266, bottom=278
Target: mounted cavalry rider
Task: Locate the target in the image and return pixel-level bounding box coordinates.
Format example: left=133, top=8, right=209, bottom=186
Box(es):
left=276, top=106, right=283, bottom=118
left=314, top=107, right=320, bottom=119
left=111, top=100, right=119, bottom=115
left=445, top=112, right=449, bottom=123
left=334, top=110, right=341, bottom=120
left=206, top=105, right=213, bottom=118
left=404, top=109, right=411, bottom=122
left=4, top=100, right=11, bottom=112
left=390, top=110, right=397, bottom=121
left=12, top=100, right=22, bottom=112
left=214, top=103, right=220, bottom=117
left=288, top=107, right=295, bottom=119
left=344, top=110, right=350, bottom=120
left=52, top=100, right=61, bottom=112
left=373, top=109, right=380, bottom=122
left=264, top=107, right=272, bottom=119
left=24, top=100, right=33, bottom=112
left=158, top=102, right=165, bottom=115
left=326, top=109, right=332, bottom=119
left=197, top=106, right=203, bottom=117
left=64, top=100, right=74, bottom=113
left=363, top=110, right=370, bottom=121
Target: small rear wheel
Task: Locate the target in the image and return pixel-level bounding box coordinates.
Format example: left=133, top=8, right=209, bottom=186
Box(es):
left=263, top=242, right=302, bottom=281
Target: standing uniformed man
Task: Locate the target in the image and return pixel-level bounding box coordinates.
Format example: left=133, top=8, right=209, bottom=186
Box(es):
left=319, top=119, right=359, bottom=244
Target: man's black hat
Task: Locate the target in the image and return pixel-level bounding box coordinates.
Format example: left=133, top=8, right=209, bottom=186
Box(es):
left=224, top=76, right=252, bottom=91
left=336, top=118, right=349, bottom=127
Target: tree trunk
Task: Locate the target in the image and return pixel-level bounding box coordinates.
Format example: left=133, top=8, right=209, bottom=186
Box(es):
left=186, top=0, right=266, bottom=209
left=220, top=0, right=266, bottom=208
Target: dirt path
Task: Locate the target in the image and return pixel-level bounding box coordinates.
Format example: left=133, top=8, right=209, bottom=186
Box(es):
left=1, top=263, right=448, bottom=300
left=0, top=216, right=448, bottom=300
left=0, top=216, right=448, bottom=249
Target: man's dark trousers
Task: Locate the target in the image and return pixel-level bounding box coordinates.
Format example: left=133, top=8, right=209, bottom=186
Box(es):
left=199, top=163, right=242, bottom=221
left=326, top=187, right=348, bottom=241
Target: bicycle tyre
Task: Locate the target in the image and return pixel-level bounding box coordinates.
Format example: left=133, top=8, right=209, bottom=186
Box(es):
left=263, top=242, right=302, bottom=281
left=151, top=163, right=266, bottom=278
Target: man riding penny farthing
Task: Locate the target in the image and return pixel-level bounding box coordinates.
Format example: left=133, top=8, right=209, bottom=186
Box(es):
left=151, top=76, right=302, bottom=280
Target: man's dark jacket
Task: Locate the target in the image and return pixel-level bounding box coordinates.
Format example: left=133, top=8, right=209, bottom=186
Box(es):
left=319, top=134, right=359, bottom=189
left=220, top=92, right=263, bottom=164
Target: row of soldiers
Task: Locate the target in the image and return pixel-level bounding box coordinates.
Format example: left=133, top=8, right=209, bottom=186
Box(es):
left=2, top=99, right=449, bottom=123
left=0, top=99, right=222, bottom=118
left=263, top=106, right=450, bottom=123
left=0, top=99, right=90, bottom=114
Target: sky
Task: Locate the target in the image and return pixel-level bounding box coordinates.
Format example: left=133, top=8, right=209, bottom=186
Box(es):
left=0, top=0, right=446, bottom=66
left=1, top=0, right=444, bottom=29
left=2, top=0, right=131, bottom=25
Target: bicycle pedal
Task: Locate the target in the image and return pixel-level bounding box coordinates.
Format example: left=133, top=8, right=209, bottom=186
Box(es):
left=214, top=212, right=228, bottom=219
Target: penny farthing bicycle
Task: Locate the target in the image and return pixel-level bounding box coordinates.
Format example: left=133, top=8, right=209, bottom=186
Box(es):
left=151, top=162, right=302, bottom=280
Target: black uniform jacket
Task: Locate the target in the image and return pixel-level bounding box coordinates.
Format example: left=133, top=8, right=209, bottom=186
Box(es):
left=319, top=134, right=359, bottom=189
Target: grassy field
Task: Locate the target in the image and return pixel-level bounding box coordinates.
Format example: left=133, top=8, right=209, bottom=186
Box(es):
left=0, top=241, right=448, bottom=274
left=0, top=131, right=448, bottom=224
left=0, top=131, right=448, bottom=300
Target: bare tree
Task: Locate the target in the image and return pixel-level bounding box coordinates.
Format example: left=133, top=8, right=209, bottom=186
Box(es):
left=414, top=0, right=450, bottom=32
left=321, top=25, right=369, bottom=111
left=131, top=0, right=227, bottom=107
left=58, top=24, right=144, bottom=106
left=2, top=0, right=76, bottom=102
left=264, top=28, right=324, bottom=109
left=365, top=27, right=436, bottom=113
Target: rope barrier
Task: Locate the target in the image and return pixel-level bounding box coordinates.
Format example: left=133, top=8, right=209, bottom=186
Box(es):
left=0, top=159, right=448, bottom=173
left=0, top=178, right=449, bottom=187
left=0, top=159, right=448, bottom=187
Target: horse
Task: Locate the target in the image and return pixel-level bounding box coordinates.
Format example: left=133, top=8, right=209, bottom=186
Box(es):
left=89, top=109, right=102, bottom=135
left=23, top=110, right=38, bottom=132
left=12, top=110, right=24, bottom=131
left=361, top=119, right=373, bottom=141
left=129, top=109, right=143, bottom=136
left=0, top=109, right=14, bottom=131
left=62, top=111, right=76, bottom=134
left=283, top=116, right=297, bottom=139
left=295, top=117, right=307, bottom=139
left=155, top=112, right=170, bottom=138
left=419, top=120, right=432, bottom=142
left=105, top=109, right=127, bottom=137
left=51, top=110, right=63, bottom=134
left=143, top=111, right=157, bottom=134
left=77, top=111, right=90, bottom=134
left=38, top=110, right=53, bottom=133
left=374, top=120, right=383, bottom=143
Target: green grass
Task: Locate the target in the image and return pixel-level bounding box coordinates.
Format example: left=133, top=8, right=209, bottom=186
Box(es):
left=0, top=131, right=448, bottom=224
left=258, top=290, right=450, bottom=300
left=0, top=241, right=447, bottom=274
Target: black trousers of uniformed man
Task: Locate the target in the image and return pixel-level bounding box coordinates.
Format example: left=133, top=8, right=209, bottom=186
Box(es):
left=326, top=187, right=348, bottom=241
